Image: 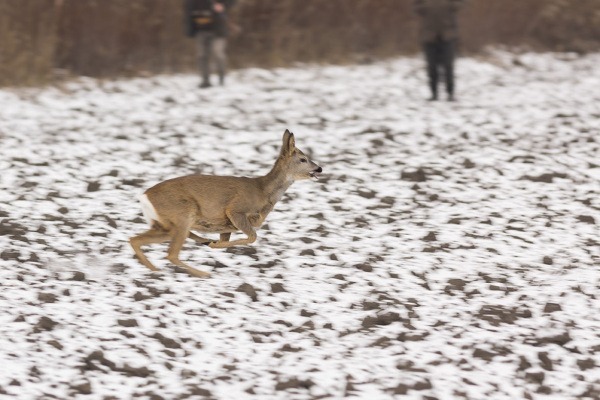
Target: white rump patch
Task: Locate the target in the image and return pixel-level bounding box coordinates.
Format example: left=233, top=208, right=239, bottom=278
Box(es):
left=139, top=193, right=160, bottom=226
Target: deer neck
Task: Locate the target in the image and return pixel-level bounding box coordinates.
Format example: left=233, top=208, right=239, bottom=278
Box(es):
left=258, top=157, right=294, bottom=205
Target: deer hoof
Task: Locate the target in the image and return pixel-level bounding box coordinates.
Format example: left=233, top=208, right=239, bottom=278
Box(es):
left=188, top=268, right=211, bottom=278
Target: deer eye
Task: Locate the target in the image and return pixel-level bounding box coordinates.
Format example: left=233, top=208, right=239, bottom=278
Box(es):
left=300, top=158, right=308, bottom=163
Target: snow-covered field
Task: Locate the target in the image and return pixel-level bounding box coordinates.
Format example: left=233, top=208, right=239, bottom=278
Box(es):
left=1, top=51, right=599, bottom=399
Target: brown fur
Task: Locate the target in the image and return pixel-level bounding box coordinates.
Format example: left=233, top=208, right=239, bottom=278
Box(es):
left=129, top=129, right=322, bottom=278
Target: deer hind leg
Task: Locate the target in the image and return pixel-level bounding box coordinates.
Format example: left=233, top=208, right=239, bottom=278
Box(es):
left=129, top=227, right=171, bottom=272
left=209, top=213, right=256, bottom=248
left=189, top=232, right=229, bottom=245
left=166, top=220, right=211, bottom=278
left=188, top=231, right=212, bottom=244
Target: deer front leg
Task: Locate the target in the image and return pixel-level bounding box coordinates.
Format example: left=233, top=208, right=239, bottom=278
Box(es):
left=208, top=213, right=256, bottom=248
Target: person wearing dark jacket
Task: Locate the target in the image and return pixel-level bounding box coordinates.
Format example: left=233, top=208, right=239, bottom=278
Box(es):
left=184, top=0, right=237, bottom=88
left=414, top=0, right=464, bottom=101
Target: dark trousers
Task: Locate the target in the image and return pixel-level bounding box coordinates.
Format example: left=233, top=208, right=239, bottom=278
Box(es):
left=423, top=38, right=456, bottom=98
left=196, top=31, right=227, bottom=85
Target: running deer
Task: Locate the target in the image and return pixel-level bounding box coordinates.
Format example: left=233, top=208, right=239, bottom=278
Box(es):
left=129, top=130, right=322, bottom=278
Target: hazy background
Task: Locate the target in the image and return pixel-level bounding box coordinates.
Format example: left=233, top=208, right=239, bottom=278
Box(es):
left=1, top=0, right=599, bottom=86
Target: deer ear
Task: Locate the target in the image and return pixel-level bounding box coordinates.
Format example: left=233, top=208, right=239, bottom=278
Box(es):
left=282, top=129, right=295, bottom=155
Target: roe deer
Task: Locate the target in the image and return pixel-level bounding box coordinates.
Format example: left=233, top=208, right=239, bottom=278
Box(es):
left=129, top=129, right=322, bottom=278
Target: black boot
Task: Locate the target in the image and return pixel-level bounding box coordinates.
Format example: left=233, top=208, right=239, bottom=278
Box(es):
left=428, top=83, right=438, bottom=101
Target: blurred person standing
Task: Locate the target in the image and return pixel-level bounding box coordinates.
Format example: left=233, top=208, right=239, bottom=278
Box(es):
left=185, top=0, right=237, bottom=88
left=413, top=0, right=465, bottom=101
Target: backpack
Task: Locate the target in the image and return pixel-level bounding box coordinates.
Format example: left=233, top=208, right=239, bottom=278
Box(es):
left=191, top=0, right=216, bottom=31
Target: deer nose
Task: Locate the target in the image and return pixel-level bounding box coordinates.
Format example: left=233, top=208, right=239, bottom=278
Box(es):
left=315, top=166, right=323, bottom=173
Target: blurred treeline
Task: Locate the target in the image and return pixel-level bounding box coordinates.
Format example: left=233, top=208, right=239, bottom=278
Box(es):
left=1, top=0, right=599, bottom=86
